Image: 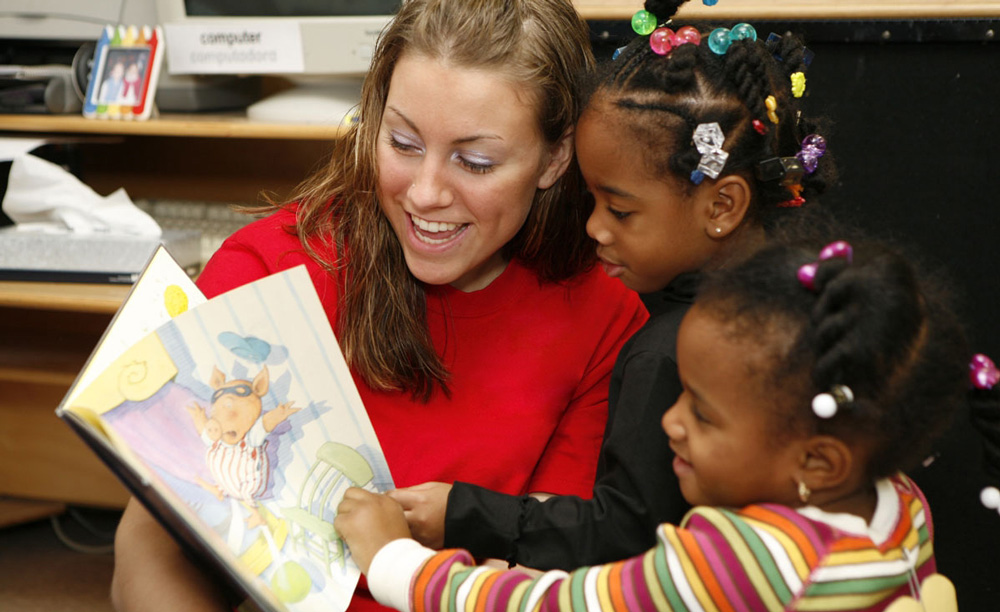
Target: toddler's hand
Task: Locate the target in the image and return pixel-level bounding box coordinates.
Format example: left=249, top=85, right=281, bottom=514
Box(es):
left=335, top=488, right=410, bottom=575
left=387, top=481, right=451, bottom=549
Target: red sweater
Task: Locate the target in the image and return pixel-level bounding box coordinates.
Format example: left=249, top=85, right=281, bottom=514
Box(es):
left=196, top=207, right=648, bottom=610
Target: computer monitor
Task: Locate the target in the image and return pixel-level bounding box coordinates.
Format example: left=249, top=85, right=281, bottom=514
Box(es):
left=155, top=0, right=401, bottom=123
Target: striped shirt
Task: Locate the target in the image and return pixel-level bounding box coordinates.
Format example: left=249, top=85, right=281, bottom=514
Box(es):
left=375, top=474, right=936, bottom=612
left=205, top=417, right=270, bottom=501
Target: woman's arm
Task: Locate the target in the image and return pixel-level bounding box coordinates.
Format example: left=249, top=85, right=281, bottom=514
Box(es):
left=110, top=498, right=232, bottom=612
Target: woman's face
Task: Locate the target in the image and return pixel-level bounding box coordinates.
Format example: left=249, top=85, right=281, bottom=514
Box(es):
left=376, top=52, right=570, bottom=292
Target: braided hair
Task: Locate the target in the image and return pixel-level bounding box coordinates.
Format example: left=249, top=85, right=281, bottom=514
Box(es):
left=585, top=0, right=833, bottom=231
left=695, top=236, right=971, bottom=481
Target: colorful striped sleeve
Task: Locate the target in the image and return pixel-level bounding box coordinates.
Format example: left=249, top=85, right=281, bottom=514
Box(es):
left=409, top=477, right=931, bottom=612
left=409, top=505, right=835, bottom=612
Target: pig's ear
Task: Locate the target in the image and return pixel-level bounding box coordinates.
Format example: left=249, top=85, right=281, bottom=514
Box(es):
left=210, top=366, right=227, bottom=389
left=252, top=365, right=269, bottom=397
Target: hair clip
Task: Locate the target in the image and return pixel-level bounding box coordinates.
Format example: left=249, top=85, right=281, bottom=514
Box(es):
left=631, top=9, right=658, bottom=35
left=650, top=25, right=701, bottom=55
left=766, top=32, right=815, bottom=67
left=791, top=72, right=806, bottom=97
left=970, top=353, right=1000, bottom=390
left=707, top=23, right=756, bottom=55
left=797, top=240, right=853, bottom=291
left=756, top=156, right=803, bottom=185
left=689, top=122, right=728, bottom=185
left=796, top=134, right=826, bottom=174
left=812, top=384, right=853, bottom=419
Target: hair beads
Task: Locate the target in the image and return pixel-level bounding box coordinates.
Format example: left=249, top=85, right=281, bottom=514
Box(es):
left=708, top=23, right=757, bottom=54
left=631, top=10, right=657, bottom=35
left=650, top=25, right=702, bottom=55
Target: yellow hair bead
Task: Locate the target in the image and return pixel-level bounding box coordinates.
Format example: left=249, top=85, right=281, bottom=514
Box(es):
left=790, top=72, right=806, bottom=98
left=765, top=95, right=779, bottom=124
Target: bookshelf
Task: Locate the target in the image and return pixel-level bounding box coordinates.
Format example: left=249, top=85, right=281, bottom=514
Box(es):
left=0, top=113, right=340, bottom=518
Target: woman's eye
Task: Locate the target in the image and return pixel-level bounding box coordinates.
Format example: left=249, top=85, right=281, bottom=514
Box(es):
left=456, top=154, right=495, bottom=174
left=389, top=133, right=421, bottom=154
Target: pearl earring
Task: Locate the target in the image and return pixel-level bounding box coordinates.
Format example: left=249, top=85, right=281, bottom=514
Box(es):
left=797, top=480, right=811, bottom=503
left=715, top=227, right=722, bottom=234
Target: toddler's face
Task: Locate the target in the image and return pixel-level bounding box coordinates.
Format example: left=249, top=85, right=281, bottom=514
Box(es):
left=661, top=305, right=802, bottom=508
left=578, top=99, right=718, bottom=294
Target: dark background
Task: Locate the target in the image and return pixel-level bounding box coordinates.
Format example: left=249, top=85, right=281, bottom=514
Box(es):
left=590, top=17, right=1000, bottom=610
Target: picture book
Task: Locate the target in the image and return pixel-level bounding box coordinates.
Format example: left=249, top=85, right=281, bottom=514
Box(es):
left=56, top=246, right=394, bottom=612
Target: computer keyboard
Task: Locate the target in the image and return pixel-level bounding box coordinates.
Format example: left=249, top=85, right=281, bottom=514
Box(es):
left=135, top=199, right=256, bottom=266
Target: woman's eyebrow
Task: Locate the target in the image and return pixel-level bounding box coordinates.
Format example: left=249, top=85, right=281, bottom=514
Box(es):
left=385, top=105, right=502, bottom=145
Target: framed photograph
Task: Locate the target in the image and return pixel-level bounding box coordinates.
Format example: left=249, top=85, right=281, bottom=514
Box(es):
left=83, top=25, right=163, bottom=120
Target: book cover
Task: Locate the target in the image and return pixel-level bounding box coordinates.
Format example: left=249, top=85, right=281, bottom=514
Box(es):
left=56, top=246, right=393, bottom=612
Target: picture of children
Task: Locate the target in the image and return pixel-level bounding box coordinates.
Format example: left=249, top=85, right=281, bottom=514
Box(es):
left=97, top=60, right=124, bottom=104
left=119, top=60, right=143, bottom=105
left=96, top=49, right=149, bottom=106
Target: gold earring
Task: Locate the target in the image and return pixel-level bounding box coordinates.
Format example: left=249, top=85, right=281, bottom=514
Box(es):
left=797, top=480, right=811, bottom=503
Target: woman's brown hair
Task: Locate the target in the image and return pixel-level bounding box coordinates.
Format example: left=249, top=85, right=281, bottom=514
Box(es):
left=286, top=0, right=596, bottom=400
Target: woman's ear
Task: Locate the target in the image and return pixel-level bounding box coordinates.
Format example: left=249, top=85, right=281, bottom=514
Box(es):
left=698, top=174, right=752, bottom=238
left=798, top=435, right=855, bottom=494
left=537, top=128, right=574, bottom=190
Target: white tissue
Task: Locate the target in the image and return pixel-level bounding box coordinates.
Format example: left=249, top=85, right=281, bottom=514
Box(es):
left=1, top=153, right=161, bottom=236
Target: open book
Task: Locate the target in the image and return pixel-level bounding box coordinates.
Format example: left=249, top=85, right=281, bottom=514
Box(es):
left=56, top=246, right=393, bottom=612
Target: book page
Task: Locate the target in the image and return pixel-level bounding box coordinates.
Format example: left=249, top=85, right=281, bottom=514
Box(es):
left=61, top=263, right=392, bottom=612
left=64, top=245, right=205, bottom=407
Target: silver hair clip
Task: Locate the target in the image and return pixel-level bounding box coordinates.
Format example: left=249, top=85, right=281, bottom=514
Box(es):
left=690, top=122, right=728, bottom=185
left=812, top=384, right=853, bottom=419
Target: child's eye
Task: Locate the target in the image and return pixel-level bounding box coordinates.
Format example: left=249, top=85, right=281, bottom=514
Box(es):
left=609, top=206, right=632, bottom=221
left=690, top=401, right=710, bottom=424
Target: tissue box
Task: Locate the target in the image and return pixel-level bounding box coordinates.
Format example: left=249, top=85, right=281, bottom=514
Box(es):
left=0, top=229, right=201, bottom=284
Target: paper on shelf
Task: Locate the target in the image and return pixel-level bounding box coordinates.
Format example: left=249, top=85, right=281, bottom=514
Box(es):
left=1, top=153, right=161, bottom=236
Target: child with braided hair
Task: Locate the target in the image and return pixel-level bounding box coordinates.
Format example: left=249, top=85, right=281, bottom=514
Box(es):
left=337, top=235, right=998, bottom=611
left=385, top=0, right=838, bottom=572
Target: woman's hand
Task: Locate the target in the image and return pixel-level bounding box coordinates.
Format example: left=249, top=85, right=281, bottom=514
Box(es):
left=387, top=481, right=452, bottom=549
left=335, top=488, right=411, bottom=575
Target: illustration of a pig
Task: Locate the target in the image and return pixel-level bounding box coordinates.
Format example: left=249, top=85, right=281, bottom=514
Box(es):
left=186, top=365, right=299, bottom=527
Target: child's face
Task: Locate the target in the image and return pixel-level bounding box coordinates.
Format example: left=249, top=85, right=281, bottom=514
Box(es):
left=578, top=100, right=718, bottom=294
left=662, top=305, right=802, bottom=508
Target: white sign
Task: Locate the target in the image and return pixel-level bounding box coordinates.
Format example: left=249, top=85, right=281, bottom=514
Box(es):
left=163, top=21, right=305, bottom=74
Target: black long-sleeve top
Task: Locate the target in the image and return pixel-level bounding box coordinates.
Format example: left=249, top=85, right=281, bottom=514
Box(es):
left=443, top=274, right=699, bottom=570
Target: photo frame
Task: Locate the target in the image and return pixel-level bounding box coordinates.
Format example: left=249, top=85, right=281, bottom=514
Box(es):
left=83, top=25, right=164, bottom=120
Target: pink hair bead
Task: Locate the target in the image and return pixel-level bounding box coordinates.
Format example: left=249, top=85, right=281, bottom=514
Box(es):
left=818, top=240, right=853, bottom=263
left=675, top=26, right=702, bottom=46
left=797, top=262, right=819, bottom=291
left=650, top=27, right=675, bottom=55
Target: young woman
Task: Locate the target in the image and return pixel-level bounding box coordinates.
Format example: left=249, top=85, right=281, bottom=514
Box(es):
left=109, top=2, right=647, bottom=611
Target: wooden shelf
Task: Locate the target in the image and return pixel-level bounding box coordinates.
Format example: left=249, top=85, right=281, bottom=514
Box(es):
left=0, top=112, right=346, bottom=140
left=575, top=0, right=1000, bottom=20
left=0, top=281, right=128, bottom=314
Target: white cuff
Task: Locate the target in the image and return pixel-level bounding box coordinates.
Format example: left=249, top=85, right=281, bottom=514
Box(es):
left=367, top=538, right=436, bottom=612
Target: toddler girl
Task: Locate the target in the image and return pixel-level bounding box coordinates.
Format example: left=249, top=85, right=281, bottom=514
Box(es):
left=337, top=236, right=998, bottom=611
left=391, top=0, right=837, bottom=570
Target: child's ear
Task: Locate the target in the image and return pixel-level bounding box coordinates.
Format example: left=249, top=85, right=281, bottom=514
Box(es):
left=797, top=435, right=854, bottom=495
left=537, top=127, right=574, bottom=190
left=700, top=174, right=752, bottom=238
